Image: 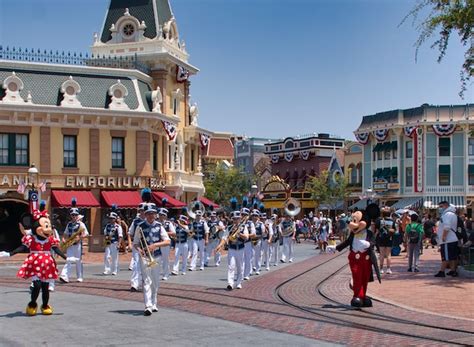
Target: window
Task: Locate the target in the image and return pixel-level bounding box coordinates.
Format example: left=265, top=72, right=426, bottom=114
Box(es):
left=438, top=137, right=450, bottom=157
left=377, top=151, right=382, bottom=161
left=153, top=140, right=158, bottom=171
left=0, top=133, right=28, bottom=166
left=439, top=165, right=450, bottom=186
left=405, top=167, right=413, bottom=187
left=173, top=97, right=178, bottom=115
left=357, top=164, right=362, bottom=184
left=191, top=148, right=195, bottom=172
left=63, top=135, right=77, bottom=167
left=112, top=137, right=124, bottom=168
left=349, top=165, right=356, bottom=184
left=469, top=138, right=474, bottom=156
left=469, top=165, right=474, bottom=185
left=405, top=141, right=413, bottom=159
left=384, top=149, right=391, bottom=160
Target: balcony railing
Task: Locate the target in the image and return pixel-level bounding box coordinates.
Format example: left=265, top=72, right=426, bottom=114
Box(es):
left=425, top=185, right=465, bottom=194
left=0, top=46, right=151, bottom=75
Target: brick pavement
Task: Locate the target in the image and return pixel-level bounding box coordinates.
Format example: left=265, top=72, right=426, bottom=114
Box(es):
left=2, top=250, right=473, bottom=346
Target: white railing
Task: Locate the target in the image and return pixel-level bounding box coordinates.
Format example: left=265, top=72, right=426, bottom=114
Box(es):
left=425, top=185, right=466, bottom=194
left=166, top=170, right=204, bottom=187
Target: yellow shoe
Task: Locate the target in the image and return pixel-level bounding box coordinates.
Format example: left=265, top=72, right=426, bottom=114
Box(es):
left=26, top=304, right=37, bottom=316
left=41, top=305, right=53, bottom=315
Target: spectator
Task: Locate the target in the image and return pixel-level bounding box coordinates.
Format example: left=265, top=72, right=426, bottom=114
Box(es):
left=375, top=208, right=395, bottom=274
left=338, top=214, right=349, bottom=242
left=423, top=214, right=436, bottom=249
left=434, top=202, right=459, bottom=277
left=318, top=219, right=329, bottom=253
left=406, top=214, right=423, bottom=272
left=400, top=212, right=410, bottom=253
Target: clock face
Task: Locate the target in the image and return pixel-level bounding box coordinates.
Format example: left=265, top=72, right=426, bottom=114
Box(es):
left=123, top=23, right=135, bottom=37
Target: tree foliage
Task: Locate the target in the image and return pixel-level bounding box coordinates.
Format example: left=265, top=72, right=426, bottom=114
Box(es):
left=204, top=166, right=253, bottom=207
left=402, top=0, right=473, bottom=97
left=306, top=170, right=349, bottom=209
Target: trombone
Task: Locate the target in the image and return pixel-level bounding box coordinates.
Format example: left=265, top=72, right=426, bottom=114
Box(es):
left=138, top=226, right=158, bottom=268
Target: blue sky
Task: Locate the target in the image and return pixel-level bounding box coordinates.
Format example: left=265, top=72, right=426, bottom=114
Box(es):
left=0, top=0, right=471, bottom=140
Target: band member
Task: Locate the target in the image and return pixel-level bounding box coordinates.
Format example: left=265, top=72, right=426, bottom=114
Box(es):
left=215, top=210, right=249, bottom=290
left=171, top=214, right=190, bottom=275
left=157, top=208, right=175, bottom=280
left=0, top=209, right=67, bottom=315
left=116, top=214, right=129, bottom=253
left=59, top=206, right=89, bottom=283
left=133, top=203, right=170, bottom=316
left=270, top=214, right=281, bottom=266
left=103, top=212, right=123, bottom=275
left=189, top=210, right=209, bottom=271
left=205, top=211, right=225, bottom=267
left=336, top=210, right=375, bottom=308
left=242, top=207, right=255, bottom=280
left=251, top=210, right=265, bottom=275
left=128, top=203, right=145, bottom=291
left=261, top=213, right=273, bottom=271
left=280, top=214, right=296, bottom=263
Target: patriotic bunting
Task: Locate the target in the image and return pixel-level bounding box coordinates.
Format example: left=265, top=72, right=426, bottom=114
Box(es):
left=199, top=133, right=210, bottom=149
left=300, top=150, right=310, bottom=160
left=432, top=123, right=456, bottom=136
left=284, top=152, right=294, bottom=162
left=355, top=132, right=369, bottom=145
left=271, top=154, right=279, bottom=164
left=403, top=126, right=417, bottom=138
left=162, top=121, right=177, bottom=141
left=176, top=66, right=189, bottom=83
left=374, top=129, right=389, bottom=142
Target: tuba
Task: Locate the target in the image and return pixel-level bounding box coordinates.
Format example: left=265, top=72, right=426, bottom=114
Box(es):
left=284, top=198, right=301, bottom=217
left=186, top=200, right=206, bottom=220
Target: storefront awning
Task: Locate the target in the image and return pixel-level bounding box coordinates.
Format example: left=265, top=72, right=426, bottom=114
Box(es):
left=348, top=198, right=369, bottom=210
left=424, top=196, right=466, bottom=209
left=319, top=201, right=344, bottom=210
left=101, top=191, right=142, bottom=208
left=391, top=197, right=423, bottom=210
left=199, top=197, right=219, bottom=209
left=152, top=192, right=186, bottom=208
left=51, top=190, right=100, bottom=208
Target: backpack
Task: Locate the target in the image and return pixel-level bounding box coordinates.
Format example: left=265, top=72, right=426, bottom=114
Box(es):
left=407, top=223, right=421, bottom=244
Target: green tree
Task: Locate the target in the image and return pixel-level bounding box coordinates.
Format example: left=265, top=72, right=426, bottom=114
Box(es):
left=402, top=0, right=473, bottom=97
left=204, top=165, right=253, bottom=207
left=306, top=170, right=349, bottom=210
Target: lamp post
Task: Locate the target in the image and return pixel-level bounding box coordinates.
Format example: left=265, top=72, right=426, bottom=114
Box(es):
left=27, top=163, right=39, bottom=212
left=364, top=188, right=376, bottom=207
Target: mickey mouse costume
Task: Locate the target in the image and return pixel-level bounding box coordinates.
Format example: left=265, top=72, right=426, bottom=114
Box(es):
left=0, top=210, right=66, bottom=315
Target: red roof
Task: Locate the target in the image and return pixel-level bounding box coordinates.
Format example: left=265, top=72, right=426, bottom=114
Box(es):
left=101, top=191, right=142, bottom=208
left=200, top=197, right=219, bottom=209
left=51, top=190, right=100, bottom=208
left=152, top=192, right=186, bottom=208
left=206, top=138, right=234, bottom=158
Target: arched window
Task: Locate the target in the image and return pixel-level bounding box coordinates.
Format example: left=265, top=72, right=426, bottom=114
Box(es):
left=356, top=163, right=362, bottom=184
left=349, top=164, right=356, bottom=184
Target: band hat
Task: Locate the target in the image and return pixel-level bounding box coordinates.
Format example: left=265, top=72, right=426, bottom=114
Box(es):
left=251, top=209, right=260, bottom=217
left=144, top=203, right=158, bottom=214
left=69, top=208, right=80, bottom=216
left=241, top=207, right=250, bottom=215
left=108, top=212, right=118, bottom=219
left=271, top=214, right=278, bottom=220
left=195, top=210, right=203, bottom=217
left=179, top=215, right=189, bottom=224
left=231, top=211, right=241, bottom=219
left=261, top=212, right=267, bottom=219
left=210, top=211, right=217, bottom=217
left=138, top=203, right=146, bottom=211
left=158, top=208, right=169, bottom=216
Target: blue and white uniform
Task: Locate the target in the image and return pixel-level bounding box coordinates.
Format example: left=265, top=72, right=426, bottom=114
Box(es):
left=252, top=220, right=265, bottom=273
left=172, top=220, right=189, bottom=275
left=103, top=221, right=123, bottom=275
left=190, top=218, right=209, bottom=271
left=243, top=219, right=256, bottom=279
left=128, top=215, right=144, bottom=290
left=224, top=222, right=249, bottom=289
left=160, top=219, right=175, bottom=280
left=280, top=218, right=296, bottom=263
left=205, top=217, right=224, bottom=266
left=60, top=217, right=89, bottom=282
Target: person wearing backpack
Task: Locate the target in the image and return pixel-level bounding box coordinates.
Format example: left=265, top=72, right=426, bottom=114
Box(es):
left=375, top=208, right=395, bottom=274
left=406, top=213, right=423, bottom=272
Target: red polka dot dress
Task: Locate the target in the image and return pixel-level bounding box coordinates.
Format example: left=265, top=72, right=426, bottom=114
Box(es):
left=17, top=235, right=60, bottom=281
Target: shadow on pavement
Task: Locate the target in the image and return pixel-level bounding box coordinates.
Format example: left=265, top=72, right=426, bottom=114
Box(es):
left=0, top=311, right=64, bottom=318
left=110, top=309, right=145, bottom=316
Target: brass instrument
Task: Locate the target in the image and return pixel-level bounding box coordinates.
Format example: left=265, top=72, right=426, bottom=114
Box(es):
left=186, top=201, right=206, bottom=220
left=209, top=224, right=218, bottom=239
left=228, top=215, right=249, bottom=243
left=103, top=235, right=111, bottom=247
left=137, top=226, right=158, bottom=268
left=60, top=224, right=85, bottom=252
left=281, top=222, right=295, bottom=237
left=284, top=198, right=301, bottom=217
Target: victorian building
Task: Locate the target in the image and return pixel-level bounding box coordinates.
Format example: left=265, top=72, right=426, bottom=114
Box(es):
left=353, top=103, right=473, bottom=216
left=0, top=0, right=213, bottom=251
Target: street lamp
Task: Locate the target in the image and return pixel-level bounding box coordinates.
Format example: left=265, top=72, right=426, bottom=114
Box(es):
left=250, top=183, right=258, bottom=195
left=28, top=163, right=39, bottom=189
left=364, top=188, right=376, bottom=206
left=27, top=163, right=39, bottom=212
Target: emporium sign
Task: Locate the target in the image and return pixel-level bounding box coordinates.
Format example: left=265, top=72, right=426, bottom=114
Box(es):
left=65, top=176, right=166, bottom=189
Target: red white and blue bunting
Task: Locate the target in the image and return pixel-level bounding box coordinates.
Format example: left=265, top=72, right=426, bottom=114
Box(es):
left=373, top=129, right=389, bottom=142
left=271, top=154, right=279, bottom=164
left=199, top=133, right=210, bottom=149
left=176, top=66, right=189, bottom=83
left=284, top=152, right=294, bottom=162
left=300, top=150, right=310, bottom=160
left=403, top=126, right=417, bottom=138
left=432, top=123, right=456, bottom=137
left=162, top=121, right=177, bottom=141
left=355, top=132, right=369, bottom=145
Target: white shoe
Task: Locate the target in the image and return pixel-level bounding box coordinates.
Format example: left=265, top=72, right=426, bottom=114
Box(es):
left=199, top=267, right=204, bottom=271
left=236, top=284, right=242, bottom=289
left=380, top=269, right=384, bottom=274
left=181, top=272, right=186, bottom=275
left=386, top=269, right=392, bottom=274
left=289, top=259, right=293, bottom=263
left=244, top=276, right=250, bottom=281
left=255, top=271, right=260, bottom=275
left=112, top=272, right=117, bottom=276
left=103, top=271, right=110, bottom=275
left=152, top=305, right=159, bottom=312
left=48, top=287, right=55, bottom=292
left=215, top=262, right=220, bottom=267
left=76, top=278, right=83, bottom=283
left=171, top=271, right=179, bottom=276
left=252, top=267, right=256, bottom=271
left=266, top=267, right=270, bottom=271
left=162, top=277, right=168, bottom=281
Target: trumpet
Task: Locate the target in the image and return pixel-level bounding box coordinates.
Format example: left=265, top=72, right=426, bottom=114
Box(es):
left=138, top=226, right=158, bottom=268
left=228, top=215, right=249, bottom=243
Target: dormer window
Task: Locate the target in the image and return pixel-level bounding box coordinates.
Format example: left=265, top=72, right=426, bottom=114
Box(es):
left=60, top=76, right=82, bottom=107
left=108, top=80, right=129, bottom=110
left=2, top=72, right=25, bottom=104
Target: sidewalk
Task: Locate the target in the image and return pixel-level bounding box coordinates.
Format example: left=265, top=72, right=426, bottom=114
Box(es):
left=368, top=247, right=474, bottom=320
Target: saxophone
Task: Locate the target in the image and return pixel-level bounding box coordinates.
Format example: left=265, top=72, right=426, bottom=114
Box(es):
left=60, top=224, right=85, bottom=252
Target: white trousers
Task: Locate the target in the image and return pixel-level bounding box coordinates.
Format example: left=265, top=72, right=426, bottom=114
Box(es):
left=205, top=238, right=221, bottom=266
left=104, top=243, right=119, bottom=274
left=140, top=256, right=161, bottom=310
left=270, top=242, right=280, bottom=265
left=60, top=243, right=83, bottom=281
left=172, top=242, right=188, bottom=273
left=161, top=245, right=170, bottom=278
left=227, top=248, right=244, bottom=287
left=130, top=247, right=142, bottom=289
left=190, top=239, right=206, bottom=270
left=253, top=240, right=262, bottom=271
left=281, top=236, right=294, bottom=262
left=243, top=242, right=254, bottom=277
